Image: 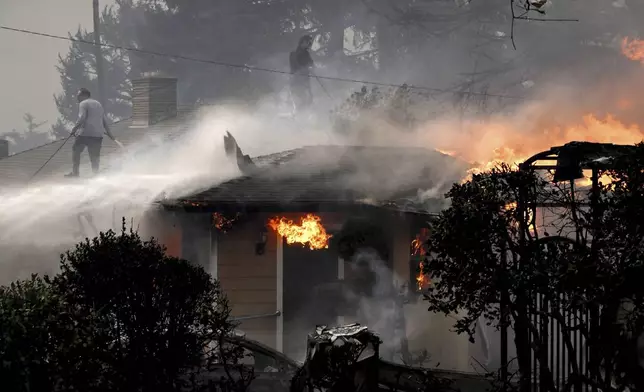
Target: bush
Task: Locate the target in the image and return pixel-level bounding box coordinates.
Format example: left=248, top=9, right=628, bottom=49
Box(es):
left=0, top=223, right=237, bottom=392
left=0, top=275, right=106, bottom=391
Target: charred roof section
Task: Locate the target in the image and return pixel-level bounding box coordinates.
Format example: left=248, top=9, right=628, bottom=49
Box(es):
left=164, top=143, right=468, bottom=215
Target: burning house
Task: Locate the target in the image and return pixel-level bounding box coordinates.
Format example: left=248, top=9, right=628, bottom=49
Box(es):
left=0, top=75, right=491, bottom=374
left=153, top=132, right=485, bottom=369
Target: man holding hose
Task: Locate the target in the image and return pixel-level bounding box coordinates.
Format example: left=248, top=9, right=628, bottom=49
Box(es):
left=65, top=88, right=122, bottom=177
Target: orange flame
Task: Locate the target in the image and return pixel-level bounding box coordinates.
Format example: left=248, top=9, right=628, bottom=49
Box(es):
left=621, top=37, right=644, bottom=64
left=504, top=202, right=537, bottom=233
left=449, top=114, right=643, bottom=183
left=504, top=201, right=517, bottom=211
left=411, top=229, right=431, bottom=291
left=416, top=263, right=428, bottom=291
left=212, top=212, right=239, bottom=232
left=575, top=170, right=618, bottom=188
left=411, top=235, right=425, bottom=257
left=268, top=214, right=332, bottom=250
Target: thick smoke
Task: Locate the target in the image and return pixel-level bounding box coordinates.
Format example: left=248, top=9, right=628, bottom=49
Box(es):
left=337, top=248, right=496, bottom=372
left=0, top=104, right=333, bottom=283
left=345, top=249, right=402, bottom=361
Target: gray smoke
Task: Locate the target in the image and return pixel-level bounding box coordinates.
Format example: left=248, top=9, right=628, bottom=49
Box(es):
left=345, top=249, right=405, bottom=362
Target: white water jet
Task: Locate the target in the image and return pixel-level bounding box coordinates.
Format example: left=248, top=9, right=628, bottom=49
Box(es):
left=0, top=104, right=337, bottom=281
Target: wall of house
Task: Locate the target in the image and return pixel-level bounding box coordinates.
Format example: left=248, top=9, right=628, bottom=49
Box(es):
left=149, top=209, right=280, bottom=348
left=216, top=212, right=279, bottom=349
left=151, top=208, right=498, bottom=374
left=389, top=214, right=502, bottom=374
left=215, top=211, right=346, bottom=354
left=142, top=208, right=183, bottom=258
left=385, top=213, right=473, bottom=372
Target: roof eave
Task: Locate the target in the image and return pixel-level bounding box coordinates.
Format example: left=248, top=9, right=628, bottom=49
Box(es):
left=159, top=199, right=437, bottom=217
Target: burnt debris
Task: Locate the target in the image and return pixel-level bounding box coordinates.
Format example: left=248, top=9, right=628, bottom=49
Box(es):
left=289, top=323, right=455, bottom=392
left=292, top=324, right=381, bottom=392
left=223, top=131, right=256, bottom=174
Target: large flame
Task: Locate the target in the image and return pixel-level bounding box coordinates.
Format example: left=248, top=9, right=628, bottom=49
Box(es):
left=441, top=114, right=643, bottom=184
left=621, top=37, right=644, bottom=64
left=268, top=214, right=332, bottom=250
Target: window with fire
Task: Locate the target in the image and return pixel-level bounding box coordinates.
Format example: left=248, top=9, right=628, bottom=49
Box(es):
left=409, top=227, right=430, bottom=293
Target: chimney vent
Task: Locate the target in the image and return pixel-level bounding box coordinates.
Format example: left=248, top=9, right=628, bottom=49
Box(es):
left=131, top=76, right=177, bottom=127
left=0, top=139, right=8, bottom=159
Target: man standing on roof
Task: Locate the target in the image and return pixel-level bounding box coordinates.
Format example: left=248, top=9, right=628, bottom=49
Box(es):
left=289, top=35, right=315, bottom=112
left=65, top=88, right=121, bottom=177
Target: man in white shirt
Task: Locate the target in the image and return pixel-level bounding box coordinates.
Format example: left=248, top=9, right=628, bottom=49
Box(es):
left=65, top=88, right=120, bottom=177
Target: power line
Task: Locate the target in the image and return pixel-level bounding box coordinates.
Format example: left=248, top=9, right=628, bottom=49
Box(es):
left=0, top=24, right=527, bottom=100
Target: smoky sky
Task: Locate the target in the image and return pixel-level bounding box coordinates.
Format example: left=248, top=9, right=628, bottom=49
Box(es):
left=0, top=0, right=116, bottom=135
left=0, top=0, right=640, bottom=142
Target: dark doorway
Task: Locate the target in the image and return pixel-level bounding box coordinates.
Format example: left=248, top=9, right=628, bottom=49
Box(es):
left=282, top=239, right=339, bottom=360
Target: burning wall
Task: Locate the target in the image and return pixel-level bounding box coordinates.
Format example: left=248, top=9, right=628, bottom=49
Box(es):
left=262, top=212, right=490, bottom=371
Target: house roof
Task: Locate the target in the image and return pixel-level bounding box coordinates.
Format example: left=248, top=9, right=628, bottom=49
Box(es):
left=0, top=107, right=467, bottom=215
left=0, top=107, right=196, bottom=185
left=163, top=145, right=468, bottom=214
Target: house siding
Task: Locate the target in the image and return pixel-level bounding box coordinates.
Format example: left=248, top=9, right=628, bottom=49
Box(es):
left=215, top=211, right=345, bottom=351
left=142, top=209, right=183, bottom=258
left=217, top=213, right=278, bottom=349
left=391, top=216, right=474, bottom=373
left=161, top=208, right=478, bottom=366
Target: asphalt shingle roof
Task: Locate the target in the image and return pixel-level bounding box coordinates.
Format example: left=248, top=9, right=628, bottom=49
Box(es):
left=167, top=145, right=468, bottom=213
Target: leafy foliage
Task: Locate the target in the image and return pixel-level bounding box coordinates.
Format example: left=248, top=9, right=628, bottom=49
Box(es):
left=425, top=164, right=547, bottom=335
left=424, top=144, right=644, bottom=391
left=0, top=275, right=107, bottom=391
left=0, top=222, right=238, bottom=392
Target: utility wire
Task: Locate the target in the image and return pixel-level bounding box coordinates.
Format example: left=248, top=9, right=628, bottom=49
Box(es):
left=0, top=24, right=527, bottom=100
left=3, top=21, right=525, bottom=181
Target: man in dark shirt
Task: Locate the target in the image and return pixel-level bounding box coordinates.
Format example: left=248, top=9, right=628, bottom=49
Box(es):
left=289, top=35, right=315, bottom=111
